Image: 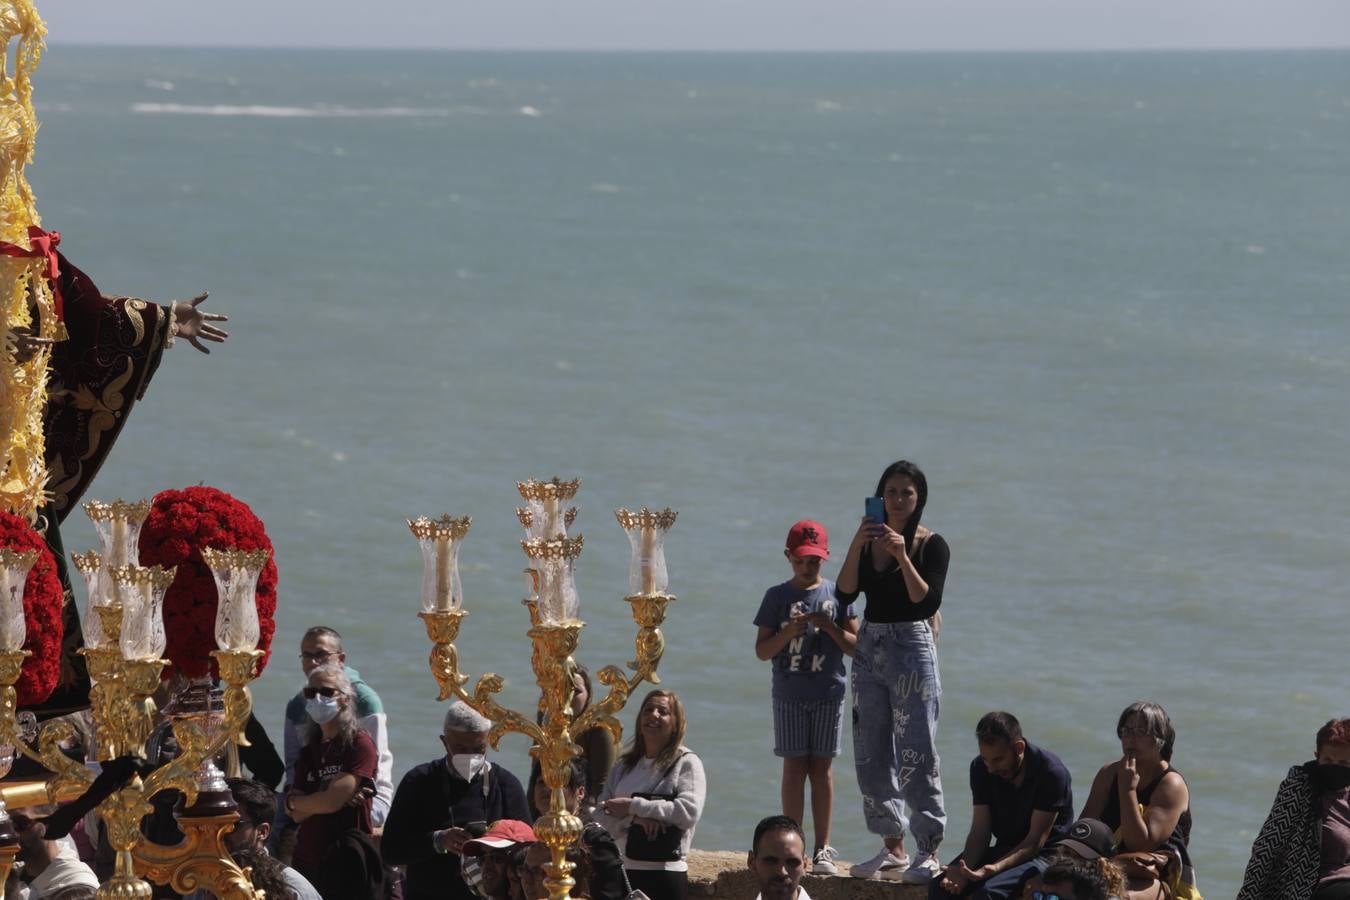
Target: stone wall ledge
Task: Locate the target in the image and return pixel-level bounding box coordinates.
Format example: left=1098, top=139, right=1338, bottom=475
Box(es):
left=688, top=849, right=928, bottom=899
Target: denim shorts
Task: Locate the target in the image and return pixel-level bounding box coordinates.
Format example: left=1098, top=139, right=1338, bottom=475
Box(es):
left=773, top=696, right=845, bottom=758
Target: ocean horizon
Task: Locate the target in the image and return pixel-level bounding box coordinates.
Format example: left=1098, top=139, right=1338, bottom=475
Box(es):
left=25, top=46, right=1350, bottom=896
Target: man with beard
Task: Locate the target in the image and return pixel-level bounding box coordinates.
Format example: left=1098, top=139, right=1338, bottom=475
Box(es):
left=932, top=712, right=1074, bottom=899
left=748, top=815, right=811, bottom=900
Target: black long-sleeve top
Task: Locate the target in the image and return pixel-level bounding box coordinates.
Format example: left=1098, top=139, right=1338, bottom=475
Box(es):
left=380, top=757, right=529, bottom=900
left=837, top=533, right=949, bottom=623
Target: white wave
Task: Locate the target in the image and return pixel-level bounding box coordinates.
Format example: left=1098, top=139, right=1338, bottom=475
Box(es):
left=130, top=102, right=481, bottom=119
left=143, top=79, right=175, bottom=91
left=519, top=105, right=542, bottom=117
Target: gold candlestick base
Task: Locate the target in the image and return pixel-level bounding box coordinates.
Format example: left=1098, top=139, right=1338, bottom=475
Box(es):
left=135, top=811, right=260, bottom=899
left=625, top=592, right=675, bottom=687
left=420, top=610, right=470, bottom=701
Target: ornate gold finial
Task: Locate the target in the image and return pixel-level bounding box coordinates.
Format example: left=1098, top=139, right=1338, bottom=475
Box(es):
left=516, top=478, right=581, bottom=502
left=83, top=499, right=153, bottom=524
left=71, top=550, right=102, bottom=575
left=108, top=564, right=177, bottom=591
left=519, top=536, right=585, bottom=561
left=407, top=515, right=472, bottom=541
left=614, top=507, right=678, bottom=530
left=199, top=548, right=271, bottom=571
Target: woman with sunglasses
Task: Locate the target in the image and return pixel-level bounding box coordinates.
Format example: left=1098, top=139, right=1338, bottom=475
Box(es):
left=284, top=663, right=380, bottom=886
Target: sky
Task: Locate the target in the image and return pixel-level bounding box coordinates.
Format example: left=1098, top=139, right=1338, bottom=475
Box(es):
left=38, top=1, right=1350, bottom=52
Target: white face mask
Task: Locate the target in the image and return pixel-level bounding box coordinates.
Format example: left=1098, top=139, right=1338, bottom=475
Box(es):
left=306, top=695, right=341, bottom=724
left=451, top=752, right=487, bottom=782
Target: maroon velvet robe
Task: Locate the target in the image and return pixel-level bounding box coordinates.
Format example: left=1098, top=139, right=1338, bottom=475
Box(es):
left=29, top=253, right=173, bottom=716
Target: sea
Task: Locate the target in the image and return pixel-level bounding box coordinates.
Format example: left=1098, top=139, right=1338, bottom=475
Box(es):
left=28, top=47, right=1350, bottom=896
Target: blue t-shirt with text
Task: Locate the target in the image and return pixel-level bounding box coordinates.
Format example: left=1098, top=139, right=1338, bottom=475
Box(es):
left=753, top=579, right=856, bottom=702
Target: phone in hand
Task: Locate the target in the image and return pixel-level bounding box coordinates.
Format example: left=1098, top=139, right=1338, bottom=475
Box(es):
left=865, top=496, right=886, bottom=528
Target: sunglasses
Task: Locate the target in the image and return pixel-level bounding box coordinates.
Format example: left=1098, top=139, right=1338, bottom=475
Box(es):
left=299, top=650, right=336, bottom=662
left=302, top=686, right=341, bottom=699
left=1032, top=892, right=1064, bottom=900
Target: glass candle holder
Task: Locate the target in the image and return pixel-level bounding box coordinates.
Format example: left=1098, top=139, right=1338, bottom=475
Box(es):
left=408, top=516, right=472, bottom=613
left=201, top=548, right=271, bottom=652
left=516, top=478, right=580, bottom=541
left=84, top=499, right=151, bottom=568
left=71, top=551, right=108, bottom=649
left=521, top=537, right=584, bottom=624
left=615, top=508, right=678, bottom=596
left=0, top=548, right=37, bottom=653
left=110, top=565, right=176, bottom=660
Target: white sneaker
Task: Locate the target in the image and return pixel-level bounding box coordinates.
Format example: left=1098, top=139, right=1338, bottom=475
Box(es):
left=898, top=851, right=942, bottom=884
left=849, top=847, right=910, bottom=880
left=811, top=845, right=840, bottom=876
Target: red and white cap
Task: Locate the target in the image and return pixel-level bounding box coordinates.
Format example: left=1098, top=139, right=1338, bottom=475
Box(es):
left=786, top=520, right=829, bottom=560
left=461, top=819, right=537, bottom=856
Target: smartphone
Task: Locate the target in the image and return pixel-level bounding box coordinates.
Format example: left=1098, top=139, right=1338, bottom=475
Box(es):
left=865, top=496, right=886, bottom=527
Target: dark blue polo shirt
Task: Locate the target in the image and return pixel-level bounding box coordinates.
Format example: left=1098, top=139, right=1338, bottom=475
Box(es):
left=969, top=740, right=1074, bottom=856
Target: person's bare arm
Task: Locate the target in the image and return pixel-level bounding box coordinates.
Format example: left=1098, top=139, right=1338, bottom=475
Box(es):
left=1117, top=765, right=1187, bottom=851
left=288, top=773, right=360, bottom=821
left=756, top=620, right=806, bottom=660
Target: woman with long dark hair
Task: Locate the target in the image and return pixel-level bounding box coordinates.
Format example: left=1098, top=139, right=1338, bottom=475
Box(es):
left=838, top=459, right=950, bottom=883
left=595, top=690, right=706, bottom=900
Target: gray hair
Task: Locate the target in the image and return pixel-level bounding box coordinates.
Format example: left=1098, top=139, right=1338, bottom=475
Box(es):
left=443, top=702, right=491, bottom=735
left=304, top=663, right=360, bottom=748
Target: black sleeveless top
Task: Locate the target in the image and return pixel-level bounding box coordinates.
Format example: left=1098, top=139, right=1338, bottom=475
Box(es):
left=1101, top=764, right=1192, bottom=854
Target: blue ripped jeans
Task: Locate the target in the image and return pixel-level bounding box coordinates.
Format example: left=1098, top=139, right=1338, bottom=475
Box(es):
left=851, top=620, right=945, bottom=852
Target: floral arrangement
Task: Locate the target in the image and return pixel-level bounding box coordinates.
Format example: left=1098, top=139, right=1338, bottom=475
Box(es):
left=0, top=511, right=63, bottom=705
left=138, top=486, right=278, bottom=680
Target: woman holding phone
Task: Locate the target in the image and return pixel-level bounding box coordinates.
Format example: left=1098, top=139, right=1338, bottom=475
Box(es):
left=838, top=459, right=950, bottom=884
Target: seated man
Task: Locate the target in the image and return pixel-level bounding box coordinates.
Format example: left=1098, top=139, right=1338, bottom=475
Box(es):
left=12, top=805, right=99, bottom=900
left=933, top=711, right=1074, bottom=899
left=748, top=815, right=811, bottom=900
left=381, top=703, right=530, bottom=900
left=185, top=778, right=321, bottom=900
left=528, top=757, right=626, bottom=900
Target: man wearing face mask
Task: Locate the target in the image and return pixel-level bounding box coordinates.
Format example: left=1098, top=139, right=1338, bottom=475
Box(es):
left=381, top=703, right=530, bottom=900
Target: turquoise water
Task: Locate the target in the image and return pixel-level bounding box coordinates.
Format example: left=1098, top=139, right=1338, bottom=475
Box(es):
left=30, top=47, right=1350, bottom=895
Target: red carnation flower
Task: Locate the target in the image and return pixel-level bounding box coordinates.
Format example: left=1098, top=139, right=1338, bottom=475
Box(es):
left=138, top=487, right=278, bottom=680
left=0, top=512, right=64, bottom=706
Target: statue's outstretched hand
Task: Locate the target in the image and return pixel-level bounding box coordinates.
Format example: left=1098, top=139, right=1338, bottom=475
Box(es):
left=173, top=292, right=229, bottom=353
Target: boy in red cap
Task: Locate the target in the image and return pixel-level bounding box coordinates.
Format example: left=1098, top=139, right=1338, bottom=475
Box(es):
left=754, top=520, right=860, bottom=876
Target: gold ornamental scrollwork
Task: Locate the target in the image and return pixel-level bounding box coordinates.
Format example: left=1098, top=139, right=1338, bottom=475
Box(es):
left=412, top=478, right=678, bottom=900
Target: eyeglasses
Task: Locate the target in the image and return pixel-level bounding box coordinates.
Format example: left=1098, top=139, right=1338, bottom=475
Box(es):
left=1032, top=892, right=1063, bottom=900
left=302, top=686, right=341, bottom=699
left=299, top=650, right=336, bottom=662
left=1117, top=725, right=1151, bottom=738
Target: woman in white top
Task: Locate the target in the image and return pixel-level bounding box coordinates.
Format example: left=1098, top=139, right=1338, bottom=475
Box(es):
left=596, top=689, right=707, bottom=900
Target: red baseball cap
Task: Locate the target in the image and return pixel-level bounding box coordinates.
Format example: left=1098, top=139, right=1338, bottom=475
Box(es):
left=786, top=520, right=829, bottom=560
left=461, top=819, right=537, bottom=855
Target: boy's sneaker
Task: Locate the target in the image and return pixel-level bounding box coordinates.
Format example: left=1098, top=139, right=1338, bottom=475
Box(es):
left=898, top=851, right=942, bottom=884
left=811, top=845, right=840, bottom=876
left=849, top=847, right=910, bottom=880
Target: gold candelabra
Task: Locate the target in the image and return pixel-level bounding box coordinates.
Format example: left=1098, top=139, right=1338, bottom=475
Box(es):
left=411, top=477, right=678, bottom=900
left=0, top=501, right=271, bottom=899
